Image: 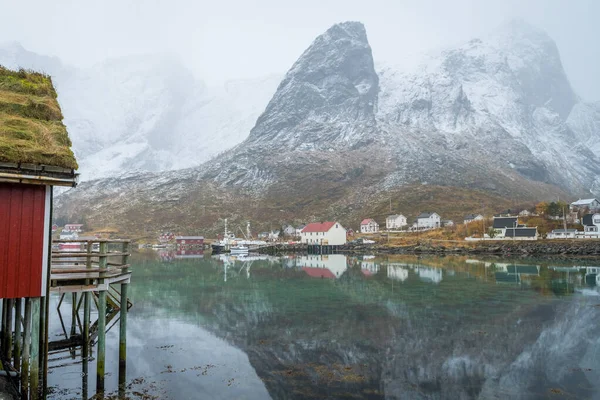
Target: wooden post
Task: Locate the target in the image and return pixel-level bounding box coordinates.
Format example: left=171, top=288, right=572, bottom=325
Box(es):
left=97, top=240, right=108, bottom=395
left=14, top=298, right=22, bottom=372
left=30, top=297, right=41, bottom=400
left=21, top=298, right=31, bottom=399
left=83, top=240, right=93, bottom=362
left=6, top=299, right=13, bottom=362
left=1, top=299, right=6, bottom=359
left=70, top=293, right=77, bottom=337
left=82, top=347, right=89, bottom=400
left=96, top=290, right=106, bottom=395
left=83, top=292, right=90, bottom=360
left=118, top=282, right=128, bottom=395
left=119, top=241, right=130, bottom=394
left=38, top=295, right=45, bottom=390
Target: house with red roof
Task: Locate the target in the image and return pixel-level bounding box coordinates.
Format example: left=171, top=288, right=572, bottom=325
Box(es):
left=300, top=221, right=347, bottom=245
left=360, top=218, right=379, bottom=233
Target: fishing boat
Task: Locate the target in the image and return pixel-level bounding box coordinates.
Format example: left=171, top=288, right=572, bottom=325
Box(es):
left=211, top=240, right=228, bottom=254
left=212, top=218, right=233, bottom=254
left=230, top=245, right=249, bottom=255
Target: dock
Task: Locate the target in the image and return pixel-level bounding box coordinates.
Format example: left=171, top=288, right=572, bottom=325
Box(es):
left=0, top=238, right=131, bottom=399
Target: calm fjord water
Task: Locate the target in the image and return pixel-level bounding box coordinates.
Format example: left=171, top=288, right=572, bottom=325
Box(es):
left=47, top=252, right=600, bottom=399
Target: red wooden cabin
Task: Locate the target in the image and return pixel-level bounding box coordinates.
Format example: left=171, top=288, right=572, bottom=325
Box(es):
left=0, top=166, right=77, bottom=299
left=175, top=236, right=204, bottom=246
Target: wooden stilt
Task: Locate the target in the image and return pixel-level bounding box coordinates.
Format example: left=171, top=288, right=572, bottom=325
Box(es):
left=42, top=292, right=50, bottom=398
left=30, top=297, right=41, bottom=400
left=97, top=240, right=108, bottom=395
left=82, top=348, right=89, bottom=400
left=83, top=292, right=90, bottom=360
left=1, top=299, right=7, bottom=359
left=38, top=296, right=46, bottom=390
left=21, top=298, right=31, bottom=399
left=96, top=290, right=106, bottom=395
left=70, top=293, right=77, bottom=337
left=6, top=299, right=13, bottom=362
left=118, top=282, right=128, bottom=395
left=14, top=298, right=22, bottom=372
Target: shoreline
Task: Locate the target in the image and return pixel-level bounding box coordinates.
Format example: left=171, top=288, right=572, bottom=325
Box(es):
left=257, top=240, right=600, bottom=258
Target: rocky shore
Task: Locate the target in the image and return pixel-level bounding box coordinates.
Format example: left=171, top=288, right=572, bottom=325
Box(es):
left=258, top=241, right=600, bottom=257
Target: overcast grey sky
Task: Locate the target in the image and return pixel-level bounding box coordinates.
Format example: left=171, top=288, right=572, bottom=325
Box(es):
left=1, top=0, right=598, bottom=100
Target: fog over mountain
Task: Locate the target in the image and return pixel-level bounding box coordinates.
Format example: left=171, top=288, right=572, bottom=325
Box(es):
left=0, top=42, right=281, bottom=180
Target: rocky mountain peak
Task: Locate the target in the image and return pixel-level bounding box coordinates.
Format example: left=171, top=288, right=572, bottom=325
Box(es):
left=247, top=21, right=379, bottom=149
left=486, top=19, right=578, bottom=118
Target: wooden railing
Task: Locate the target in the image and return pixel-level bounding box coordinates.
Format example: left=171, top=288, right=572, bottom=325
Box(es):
left=51, top=239, right=131, bottom=293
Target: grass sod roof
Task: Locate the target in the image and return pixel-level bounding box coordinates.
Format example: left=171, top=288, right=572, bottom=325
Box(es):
left=0, top=66, right=78, bottom=170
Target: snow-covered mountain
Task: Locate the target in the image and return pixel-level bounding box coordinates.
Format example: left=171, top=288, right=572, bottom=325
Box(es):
left=0, top=43, right=280, bottom=180
left=199, top=20, right=600, bottom=196
left=50, top=20, right=600, bottom=232
left=376, top=19, right=600, bottom=194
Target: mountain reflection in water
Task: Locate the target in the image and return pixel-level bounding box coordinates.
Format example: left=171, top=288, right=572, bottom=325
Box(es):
left=47, top=253, right=600, bottom=399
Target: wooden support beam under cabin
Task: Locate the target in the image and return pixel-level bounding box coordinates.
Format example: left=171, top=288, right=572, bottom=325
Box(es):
left=118, top=282, right=128, bottom=394
left=21, top=298, right=31, bottom=399
left=83, top=292, right=90, bottom=361
left=30, top=297, right=41, bottom=400
left=96, top=289, right=107, bottom=396
left=70, top=293, right=77, bottom=337
left=6, top=299, right=13, bottom=362
left=14, top=298, right=22, bottom=372
left=1, top=300, right=6, bottom=359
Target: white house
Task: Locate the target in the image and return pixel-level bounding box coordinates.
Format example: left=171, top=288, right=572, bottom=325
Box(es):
left=570, top=198, right=600, bottom=212
left=386, top=214, right=407, bottom=230
left=518, top=209, right=533, bottom=217
left=63, top=223, right=83, bottom=233
left=295, top=225, right=306, bottom=236
left=580, top=213, right=600, bottom=238
left=360, top=218, right=379, bottom=233
left=492, top=216, right=518, bottom=237
left=59, top=231, right=79, bottom=240
left=442, top=220, right=454, bottom=227
left=547, top=229, right=578, bottom=239
left=415, top=212, right=441, bottom=230
left=301, top=221, right=347, bottom=245
left=268, top=230, right=280, bottom=241
left=503, top=227, right=538, bottom=240
left=463, top=214, right=483, bottom=225
left=282, top=225, right=296, bottom=237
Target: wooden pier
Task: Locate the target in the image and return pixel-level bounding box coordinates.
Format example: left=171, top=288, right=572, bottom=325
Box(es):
left=0, top=238, right=131, bottom=399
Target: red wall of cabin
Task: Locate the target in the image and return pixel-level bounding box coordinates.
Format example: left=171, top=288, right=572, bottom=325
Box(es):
left=0, top=183, right=48, bottom=298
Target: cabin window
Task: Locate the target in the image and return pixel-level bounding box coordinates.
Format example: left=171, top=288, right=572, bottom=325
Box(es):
left=336, top=224, right=338, bottom=228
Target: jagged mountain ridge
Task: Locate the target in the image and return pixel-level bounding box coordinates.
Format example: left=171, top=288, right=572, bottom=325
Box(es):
left=249, top=22, right=379, bottom=149
left=198, top=20, right=599, bottom=198
left=55, top=20, right=600, bottom=232
left=0, top=42, right=281, bottom=180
